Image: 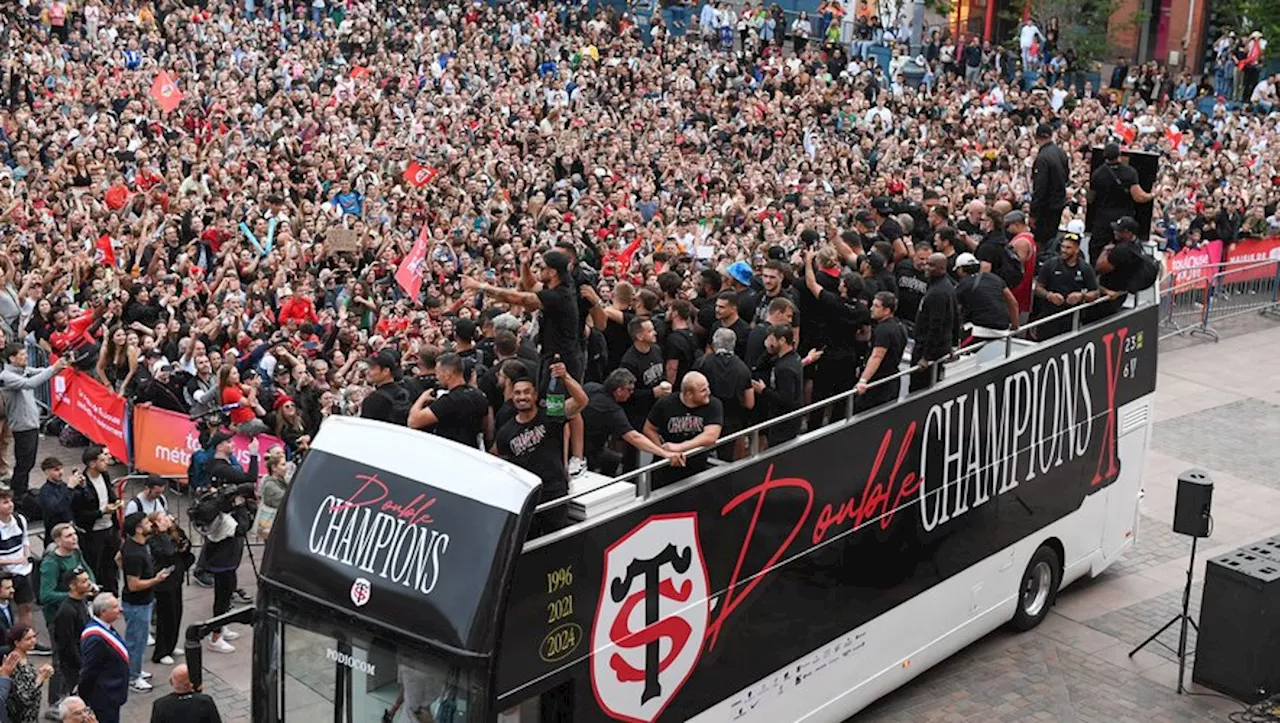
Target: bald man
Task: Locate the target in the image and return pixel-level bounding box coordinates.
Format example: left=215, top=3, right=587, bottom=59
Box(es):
left=643, top=371, right=724, bottom=490
left=150, top=664, right=222, bottom=723
left=910, top=253, right=961, bottom=392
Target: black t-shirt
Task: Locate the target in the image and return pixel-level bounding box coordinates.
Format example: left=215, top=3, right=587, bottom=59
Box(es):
left=495, top=411, right=569, bottom=500
left=1038, top=257, right=1098, bottom=296
left=621, top=344, right=667, bottom=427
left=121, top=538, right=156, bottom=606
left=694, top=298, right=718, bottom=345
left=1090, top=161, right=1141, bottom=223
left=893, top=260, right=929, bottom=322
left=956, top=272, right=1012, bottom=330
left=975, top=232, right=1009, bottom=270
left=694, top=352, right=752, bottom=424
left=664, top=328, right=698, bottom=388
left=536, top=284, right=580, bottom=359
left=1099, top=241, right=1144, bottom=292
left=603, top=310, right=635, bottom=372
left=581, top=383, right=634, bottom=456
left=868, top=317, right=908, bottom=382
left=359, top=381, right=399, bottom=423
left=708, top=317, right=751, bottom=359
left=647, top=394, right=724, bottom=448
left=815, top=289, right=871, bottom=358
left=427, top=386, right=489, bottom=448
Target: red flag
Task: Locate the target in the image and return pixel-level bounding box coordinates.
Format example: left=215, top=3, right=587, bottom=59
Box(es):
left=95, top=234, right=116, bottom=267
left=395, top=222, right=431, bottom=299
left=150, top=72, right=183, bottom=113
left=349, top=65, right=370, bottom=79
left=1114, top=119, right=1136, bottom=145
left=402, top=161, right=439, bottom=188
left=1165, top=126, right=1183, bottom=146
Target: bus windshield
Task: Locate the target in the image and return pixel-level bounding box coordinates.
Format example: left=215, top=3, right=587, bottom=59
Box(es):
left=261, top=596, right=486, bottom=723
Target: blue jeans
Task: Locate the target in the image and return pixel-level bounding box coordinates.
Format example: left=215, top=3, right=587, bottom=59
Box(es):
left=121, top=601, right=153, bottom=680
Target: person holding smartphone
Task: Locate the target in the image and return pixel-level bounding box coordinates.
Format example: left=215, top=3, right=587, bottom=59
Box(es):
left=120, top=512, right=171, bottom=693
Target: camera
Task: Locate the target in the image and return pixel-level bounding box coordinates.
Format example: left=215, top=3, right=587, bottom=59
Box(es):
left=191, top=482, right=257, bottom=529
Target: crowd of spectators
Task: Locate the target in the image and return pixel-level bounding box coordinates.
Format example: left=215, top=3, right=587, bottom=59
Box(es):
left=0, top=0, right=1274, bottom=717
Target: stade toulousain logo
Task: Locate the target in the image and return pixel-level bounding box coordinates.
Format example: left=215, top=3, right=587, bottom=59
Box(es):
left=591, top=513, right=710, bottom=723
left=350, top=578, right=372, bottom=608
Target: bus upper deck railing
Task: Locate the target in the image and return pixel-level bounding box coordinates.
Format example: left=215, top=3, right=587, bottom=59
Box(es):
left=531, top=289, right=1148, bottom=527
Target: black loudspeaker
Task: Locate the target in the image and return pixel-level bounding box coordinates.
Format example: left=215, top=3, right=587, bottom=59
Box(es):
left=1192, top=537, right=1280, bottom=702
left=1085, top=147, right=1159, bottom=239
left=1172, top=469, right=1213, bottom=538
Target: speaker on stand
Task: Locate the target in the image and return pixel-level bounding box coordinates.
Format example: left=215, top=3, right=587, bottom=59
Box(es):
left=1129, top=469, right=1213, bottom=693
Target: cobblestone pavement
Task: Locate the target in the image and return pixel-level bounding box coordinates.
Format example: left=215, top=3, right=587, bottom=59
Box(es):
left=21, top=321, right=1280, bottom=722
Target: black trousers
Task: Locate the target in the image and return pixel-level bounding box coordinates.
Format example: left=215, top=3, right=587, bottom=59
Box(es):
left=808, top=355, right=858, bottom=429
left=152, top=587, right=183, bottom=661
left=908, top=360, right=947, bottom=393
left=10, top=428, right=38, bottom=497
left=212, top=570, right=237, bottom=631
left=1032, top=205, right=1064, bottom=252
left=82, top=527, right=120, bottom=596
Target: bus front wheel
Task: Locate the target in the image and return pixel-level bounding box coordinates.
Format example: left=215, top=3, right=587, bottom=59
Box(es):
left=1010, top=545, right=1061, bottom=631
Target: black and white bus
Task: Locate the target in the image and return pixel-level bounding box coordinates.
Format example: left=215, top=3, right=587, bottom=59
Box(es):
left=189, top=299, right=1159, bottom=722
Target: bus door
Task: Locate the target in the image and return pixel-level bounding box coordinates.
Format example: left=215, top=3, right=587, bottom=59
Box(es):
left=256, top=417, right=544, bottom=722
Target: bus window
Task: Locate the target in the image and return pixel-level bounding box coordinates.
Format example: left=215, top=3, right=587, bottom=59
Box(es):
left=264, top=605, right=485, bottom=723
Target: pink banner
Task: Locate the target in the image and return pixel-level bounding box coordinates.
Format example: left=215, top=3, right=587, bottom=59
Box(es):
left=132, top=403, right=284, bottom=479
left=1163, top=240, right=1223, bottom=289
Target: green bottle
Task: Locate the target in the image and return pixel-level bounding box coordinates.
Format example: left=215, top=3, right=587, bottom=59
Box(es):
left=546, top=354, right=566, bottom=418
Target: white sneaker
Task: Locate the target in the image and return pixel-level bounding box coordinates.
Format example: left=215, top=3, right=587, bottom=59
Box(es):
left=568, top=456, right=587, bottom=477
left=139, top=670, right=153, bottom=680
left=130, top=677, right=154, bottom=692
left=158, top=655, right=175, bottom=665
left=221, top=628, right=241, bottom=641
left=147, top=635, right=156, bottom=646
left=172, top=648, right=185, bottom=657
left=207, top=638, right=236, bottom=654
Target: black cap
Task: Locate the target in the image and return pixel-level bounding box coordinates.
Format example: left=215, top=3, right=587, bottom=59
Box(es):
left=766, top=245, right=787, bottom=261
left=1104, top=143, right=1121, bottom=160
left=854, top=210, right=876, bottom=226
left=209, top=429, right=235, bottom=448
left=543, top=250, right=571, bottom=279
left=1111, top=216, right=1140, bottom=234
left=365, top=348, right=400, bottom=372
left=871, top=196, right=895, bottom=214
left=1035, top=123, right=1053, bottom=139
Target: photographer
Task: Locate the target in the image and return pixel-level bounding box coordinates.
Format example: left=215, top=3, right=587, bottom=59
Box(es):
left=193, top=431, right=257, bottom=655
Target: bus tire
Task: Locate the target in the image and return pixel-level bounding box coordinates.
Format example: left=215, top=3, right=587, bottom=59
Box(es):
left=1010, top=545, right=1060, bottom=631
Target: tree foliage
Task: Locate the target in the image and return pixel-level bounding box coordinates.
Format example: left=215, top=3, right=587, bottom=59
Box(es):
left=1004, top=0, right=1129, bottom=70
left=1215, top=0, right=1280, bottom=55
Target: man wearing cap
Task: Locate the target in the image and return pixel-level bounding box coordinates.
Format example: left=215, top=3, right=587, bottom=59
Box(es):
left=135, top=359, right=187, bottom=414
left=1030, top=123, right=1069, bottom=251
left=1004, top=211, right=1037, bottom=320
left=360, top=349, right=408, bottom=425
left=1095, top=216, right=1149, bottom=303
left=953, top=252, right=1019, bottom=343
left=461, top=250, right=583, bottom=381
left=722, top=261, right=759, bottom=323
left=1033, top=232, right=1099, bottom=339
left=1088, top=143, right=1154, bottom=265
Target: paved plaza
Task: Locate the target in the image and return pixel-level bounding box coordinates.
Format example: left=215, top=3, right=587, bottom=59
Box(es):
left=27, top=318, right=1280, bottom=723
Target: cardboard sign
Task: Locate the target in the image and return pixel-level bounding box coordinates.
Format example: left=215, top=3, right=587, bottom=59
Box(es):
left=325, top=227, right=361, bottom=253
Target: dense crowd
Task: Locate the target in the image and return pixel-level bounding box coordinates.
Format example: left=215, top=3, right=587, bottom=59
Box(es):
left=0, top=0, right=1276, bottom=718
